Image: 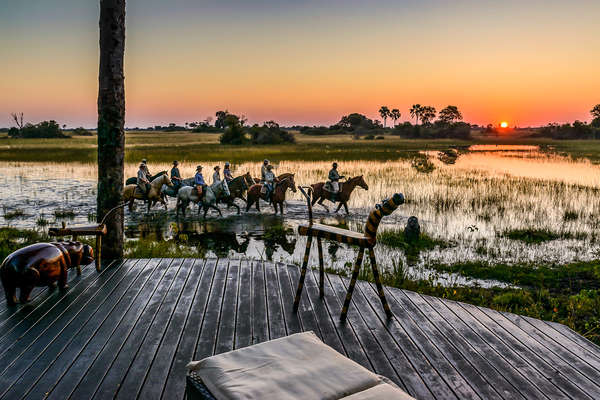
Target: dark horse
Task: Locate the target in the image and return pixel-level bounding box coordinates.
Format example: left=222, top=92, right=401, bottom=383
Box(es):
left=311, top=175, right=369, bottom=214
left=125, top=171, right=166, bottom=186
left=246, top=175, right=297, bottom=214
left=216, top=172, right=255, bottom=214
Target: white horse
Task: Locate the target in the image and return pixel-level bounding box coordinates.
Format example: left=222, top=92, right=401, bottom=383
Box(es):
left=176, top=179, right=230, bottom=218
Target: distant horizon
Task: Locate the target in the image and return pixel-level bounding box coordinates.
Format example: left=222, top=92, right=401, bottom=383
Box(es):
left=2, top=0, right=599, bottom=128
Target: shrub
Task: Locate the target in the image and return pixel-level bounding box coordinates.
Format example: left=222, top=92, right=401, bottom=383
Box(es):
left=10, top=120, right=69, bottom=139
left=72, top=127, right=93, bottom=136
left=248, top=121, right=296, bottom=145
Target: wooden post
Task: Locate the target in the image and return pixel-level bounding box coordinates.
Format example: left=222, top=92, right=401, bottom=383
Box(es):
left=95, top=235, right=102, bottom=272
left=368, top=248, right=392, bottom=319
left=293, top=234, right=313, bottom=312
left=340, top=246, right=365, bottom=321
left=317, top=237, right=324, bottom=298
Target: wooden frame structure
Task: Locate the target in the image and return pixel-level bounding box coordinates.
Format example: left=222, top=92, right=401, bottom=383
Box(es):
left=293, top=186, right=404, bottom=321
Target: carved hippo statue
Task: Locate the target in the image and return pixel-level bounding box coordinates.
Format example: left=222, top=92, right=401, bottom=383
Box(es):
left=0, top=241, right=94, bottom=305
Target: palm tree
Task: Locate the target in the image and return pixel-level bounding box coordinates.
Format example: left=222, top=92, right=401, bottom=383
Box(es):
left=410, top=104, right=422, bottom=125
left=420, top=106, right=436, bottom=125
left=390, top=109, right=401, bottom=126
left=97, top=0, right=126, bottom=259
left=379, top=106, right=391, bottom=128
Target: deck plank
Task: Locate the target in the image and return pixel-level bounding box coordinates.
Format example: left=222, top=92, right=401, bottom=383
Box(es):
left=286, top=263, right=322, bottom=340
left=275, top=262, right=302, bottom=335
left=251, top=260, right=268, bottom=344
left=234, top=259, right=252, bottom=350
left=215, top=259, right=241, bottom=354
left=264, top=261, right=287, bottom=340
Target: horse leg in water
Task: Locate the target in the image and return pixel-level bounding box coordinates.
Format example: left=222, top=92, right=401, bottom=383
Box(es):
left=228, top=200, right=240, bottom=215
left=317, top=198, right=330, bottom=213
left=128, top=197, right=135, bottom=212
left=245, top=197, right=253, bottom=212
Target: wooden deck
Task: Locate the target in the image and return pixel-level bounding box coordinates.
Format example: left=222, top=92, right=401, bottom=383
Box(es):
left=0, top=258, right=599, bottom=399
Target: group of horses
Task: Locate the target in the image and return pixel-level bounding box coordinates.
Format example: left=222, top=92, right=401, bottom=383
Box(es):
left=123, top=171, right=369, bottom=218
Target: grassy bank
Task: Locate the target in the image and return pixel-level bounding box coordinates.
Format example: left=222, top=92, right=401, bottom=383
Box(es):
left=4, top=131, right=600, bottom=163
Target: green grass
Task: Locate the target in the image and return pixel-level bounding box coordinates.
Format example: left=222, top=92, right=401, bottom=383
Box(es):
left=377, top=229, right=451, bottom=252
left=2, top=208, right=26, bottom=220
left=502, top=228, right=584, bottom=244
left=53, top=208, right=76, bottom=219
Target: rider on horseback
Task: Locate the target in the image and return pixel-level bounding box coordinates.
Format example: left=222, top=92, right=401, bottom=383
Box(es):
left=141, top=159, right=152, bottom=181
left=223, top=162, right=233, bottom=183
left=264, top=164, right=278, bottom=204
left=171, top=160, right=182, bottom=191
left=195, top=165, right=206, bottom=204
left=213, top=166, right=221, bottom=184
left=328, top=162, right=345, bottom=201
left=137, top=162, right=151, bottom=200
left=261, top=159, right=269, bottom=182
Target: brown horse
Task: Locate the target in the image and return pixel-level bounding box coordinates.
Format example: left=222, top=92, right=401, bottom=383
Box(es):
left=311, top=175, right=369, bottom=214
left=246, top=175, right=297, bottom=214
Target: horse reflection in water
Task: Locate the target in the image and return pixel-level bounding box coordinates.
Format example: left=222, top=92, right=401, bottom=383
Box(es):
left=176, top=231, right=250, bottom=258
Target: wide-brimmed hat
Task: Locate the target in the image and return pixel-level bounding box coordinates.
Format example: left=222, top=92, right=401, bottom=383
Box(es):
left=214, top=165, right=220, bottom=170
left=139, top=162, right=145, bottom=167
left=225, top=161, right=230, bottom=167
left=196, top=165, right=202, bottom=171
left=332, top=162, right=338, bottom=168
left=173, top=160, right=178, bottom=165
left=142, top=159, right=147, bottom=164
left=263, top=159, right=269, bottom=164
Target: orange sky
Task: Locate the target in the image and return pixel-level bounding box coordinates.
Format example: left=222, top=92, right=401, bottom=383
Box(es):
left=1, top=0, right=599, bottom=128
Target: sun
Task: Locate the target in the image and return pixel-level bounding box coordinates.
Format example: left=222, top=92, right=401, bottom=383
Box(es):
left=500, top=121, right=508, bottom=128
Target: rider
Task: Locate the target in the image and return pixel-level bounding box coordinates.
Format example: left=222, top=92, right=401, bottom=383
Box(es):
left=264, top=164, right=278, bottom=204
left=137, top=162, right=150, bottom=200
left=213, top=165, right=221, bottom=184
left=195, top=165, right=206, bottom=201
left=328, top=162, right=345, bottom=201
left=141, top=159, right=152, bottom=181
left=223, top=162, right=233, bottom=183
left=170, top=160, right=182, bottom=191
left=261, top=159, right=269, bottom=182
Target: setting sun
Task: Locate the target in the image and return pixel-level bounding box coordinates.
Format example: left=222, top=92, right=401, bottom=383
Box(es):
left=500, top=121, right=508, bottom=128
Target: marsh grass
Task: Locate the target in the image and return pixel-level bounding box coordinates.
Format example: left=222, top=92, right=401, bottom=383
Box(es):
left=53, top=208, right=76, bottom=219
left=2, top=207, right=26, bottom=220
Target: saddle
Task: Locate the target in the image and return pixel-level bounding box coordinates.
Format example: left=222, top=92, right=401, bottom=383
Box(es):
left=324, top=181, right=343, bottom=194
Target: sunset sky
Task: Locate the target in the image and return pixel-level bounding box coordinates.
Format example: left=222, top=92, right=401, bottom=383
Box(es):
left=1, top=0, right=599, bottom=128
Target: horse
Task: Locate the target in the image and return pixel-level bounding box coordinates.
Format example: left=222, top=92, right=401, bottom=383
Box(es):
left=125, top=171, right=166, bottom=186
left=310, top=175, right=369, bottom=214
left=176, top=179, right=230, bottom=219
left=213, top=173, right=253, bottom=214
left=246, top=175, right=297, bottom=214
left=123, top=174, right=173, bottom=213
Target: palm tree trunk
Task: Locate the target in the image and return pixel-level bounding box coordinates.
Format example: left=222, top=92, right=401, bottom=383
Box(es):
left=97, top=0, right=126, bottom=259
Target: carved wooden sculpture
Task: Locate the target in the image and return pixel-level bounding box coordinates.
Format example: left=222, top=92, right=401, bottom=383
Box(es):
left=293, top=187, right=404, bottom=321
left=0, top=241, right=94, bottom=305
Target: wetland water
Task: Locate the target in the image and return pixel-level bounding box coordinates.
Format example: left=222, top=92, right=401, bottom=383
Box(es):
left=2, top=145, right=600, bottom=287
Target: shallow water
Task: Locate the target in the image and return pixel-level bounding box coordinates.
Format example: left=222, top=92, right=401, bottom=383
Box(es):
left=1, top=145, right=599, bottom=288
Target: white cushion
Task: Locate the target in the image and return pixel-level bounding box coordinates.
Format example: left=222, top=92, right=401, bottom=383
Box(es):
left=187, top=331, right=412, bottom=400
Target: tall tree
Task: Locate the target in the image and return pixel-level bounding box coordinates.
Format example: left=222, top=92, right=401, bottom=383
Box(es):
left=591, top=104, right=600, bottom=119
left=390, top=108, right=401, bottom=126
left=410, top=104, right=423, bottom=125
left=378, top=106, right=391, bottom=128
left=420, top=106, right=436, bottom=125
left=438, top=105, right=463, bottom=124
left=97, top=0, right=126, bottom=259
